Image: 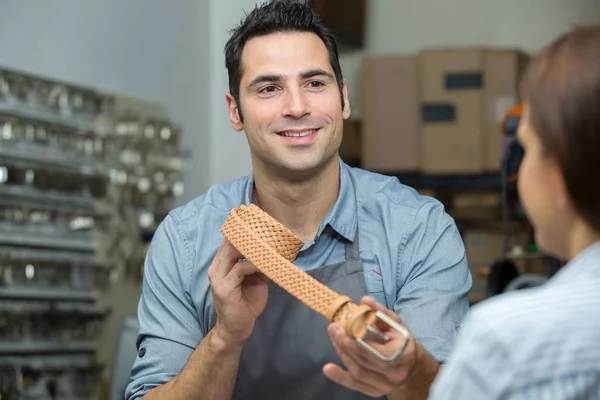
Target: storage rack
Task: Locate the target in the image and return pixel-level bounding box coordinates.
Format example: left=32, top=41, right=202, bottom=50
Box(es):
left=0, top=67, right=184, bottom=399
left=376, top=170, right=560, bottom=304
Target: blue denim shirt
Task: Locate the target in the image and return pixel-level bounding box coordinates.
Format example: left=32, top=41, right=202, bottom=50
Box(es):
left=125, top=158, right=472, bottom=399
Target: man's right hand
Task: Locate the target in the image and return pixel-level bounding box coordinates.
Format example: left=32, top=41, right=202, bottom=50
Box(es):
left=207, top=238, right=269, bottom=347
left=141, top=238, right=266, bottom=400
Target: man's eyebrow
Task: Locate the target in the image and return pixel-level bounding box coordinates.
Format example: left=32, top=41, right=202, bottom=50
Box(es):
left=246, top=74, right=283, bottom=90
left=301, top=69, right=334, bottom=81
left=246, top=69, right=335, bottom=90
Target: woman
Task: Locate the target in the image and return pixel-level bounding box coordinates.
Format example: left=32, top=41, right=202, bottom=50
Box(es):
left=428, top=25, right=600, bottom=399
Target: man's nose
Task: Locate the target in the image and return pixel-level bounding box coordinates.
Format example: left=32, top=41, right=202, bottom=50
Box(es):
left=281, top=88, right=310, bottom=118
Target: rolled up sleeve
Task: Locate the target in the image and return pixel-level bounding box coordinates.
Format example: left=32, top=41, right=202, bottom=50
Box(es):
left=125, top=213, right=203, bottom=400
left=395, top=200, right=472, bottom=363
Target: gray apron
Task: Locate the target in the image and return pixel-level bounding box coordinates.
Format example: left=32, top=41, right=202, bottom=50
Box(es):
left=232, top=228, right=385, bottom=399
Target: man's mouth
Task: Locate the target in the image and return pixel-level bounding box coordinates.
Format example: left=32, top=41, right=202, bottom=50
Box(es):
left=277, top=129, right=318, bottom=137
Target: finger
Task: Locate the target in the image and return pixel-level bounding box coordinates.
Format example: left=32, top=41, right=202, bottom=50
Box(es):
left=328, top=324, right=383, bottom=371
left=210, top=239, right=243, bottom=280
left=322, top=363, right=388, bottom=398
left=360, top=296, right=408, bottom=335
left=359, top=295, right=378, bottom=309
left=333, top=303, right=411, bottom=368
left=357, top=328, right=411, bottom=366
left=224, top=261, right=259, bottom=287
left=360, top=296, right=400, bottom=321
left=328, top=324, right=397, bottom=387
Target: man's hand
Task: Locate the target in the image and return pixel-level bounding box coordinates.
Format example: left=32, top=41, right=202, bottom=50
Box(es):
left=322, top=296, right=440, bottom=399
left=207, top=239, right=268, bottom=347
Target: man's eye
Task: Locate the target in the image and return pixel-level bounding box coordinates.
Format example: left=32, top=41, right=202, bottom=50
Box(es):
left=308, top=81, right=324, bottom=88
left=260, top=86, right=277, bottom=93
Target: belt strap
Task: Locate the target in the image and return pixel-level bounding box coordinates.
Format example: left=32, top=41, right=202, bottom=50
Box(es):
left=221, top=204, right=409, bottom=362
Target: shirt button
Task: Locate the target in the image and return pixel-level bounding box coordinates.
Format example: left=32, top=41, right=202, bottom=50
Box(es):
left=139, top=347, right=146, bottom=358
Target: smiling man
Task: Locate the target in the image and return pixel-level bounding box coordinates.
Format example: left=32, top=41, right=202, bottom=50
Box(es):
left=125, top=1, right=471, bottom=399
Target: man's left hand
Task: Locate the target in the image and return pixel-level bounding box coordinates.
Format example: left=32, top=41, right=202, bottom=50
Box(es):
left=322, top=296, right=439, bottom=399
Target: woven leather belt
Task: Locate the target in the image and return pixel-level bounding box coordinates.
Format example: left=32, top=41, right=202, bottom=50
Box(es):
left=221, top=204, right=409, bottom=363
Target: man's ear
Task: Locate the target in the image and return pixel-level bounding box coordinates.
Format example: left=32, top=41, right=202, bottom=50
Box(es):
left=226, top=93, right=243, bottom=131
left=341, top=79, right=351, bottom=120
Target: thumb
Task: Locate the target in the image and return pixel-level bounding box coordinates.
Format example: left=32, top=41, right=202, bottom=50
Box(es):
left=360, top=295, right=404, bottom=325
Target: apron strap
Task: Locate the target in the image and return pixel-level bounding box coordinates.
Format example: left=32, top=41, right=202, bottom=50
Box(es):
left=345, top=226, right=360, bottom=261
left=221, top=204, right=410, bottom=363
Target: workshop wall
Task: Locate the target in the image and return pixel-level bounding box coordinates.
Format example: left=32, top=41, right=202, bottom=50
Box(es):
left=0, top=0, right=211, bottom=204
left=341, top=0, right=600, bottom=121
left=204, top=0, right=260, bottom=188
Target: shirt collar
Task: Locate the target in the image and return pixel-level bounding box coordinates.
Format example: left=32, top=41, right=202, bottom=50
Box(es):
left=317, top=158, right=357, bottom=242
left=554, top=240, right=600, bottom=281
left=242, top=171, right=254, bottom=205
left=241, top=157, right=357, bottom=243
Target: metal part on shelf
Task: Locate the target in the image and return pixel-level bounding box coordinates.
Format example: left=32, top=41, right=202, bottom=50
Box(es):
left=0, top=66, right=185, bottom=399
left=0, top=254, right=110, bottom=291
left=0, top=354, right=102, bottom=400
left=0, top=302, right=109, bottom=345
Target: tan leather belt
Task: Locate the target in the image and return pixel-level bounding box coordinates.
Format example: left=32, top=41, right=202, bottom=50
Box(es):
left=221, top=204, right=409, bottom=363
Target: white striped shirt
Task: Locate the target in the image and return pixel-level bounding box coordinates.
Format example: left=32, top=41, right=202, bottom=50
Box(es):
left=429, top=241, right=600, bottom=399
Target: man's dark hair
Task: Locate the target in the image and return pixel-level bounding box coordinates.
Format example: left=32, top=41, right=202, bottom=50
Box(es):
left=225, top=0, right=344, bottom=122
left=521, top=24, right=600, bottom=233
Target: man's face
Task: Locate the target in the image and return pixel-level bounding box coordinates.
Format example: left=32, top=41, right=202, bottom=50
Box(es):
left=226, top=31, right=350, bottom=176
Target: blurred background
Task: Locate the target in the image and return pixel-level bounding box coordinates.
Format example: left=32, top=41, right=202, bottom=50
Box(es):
left=0, top=0, right=598, bottom=399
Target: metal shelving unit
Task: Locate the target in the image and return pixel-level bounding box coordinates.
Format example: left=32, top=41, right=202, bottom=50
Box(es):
left=391, top=171, right=503, bottom=191
left=374, top=169, right=538, bottom=305
left=0, top=66, right=185, bottom=399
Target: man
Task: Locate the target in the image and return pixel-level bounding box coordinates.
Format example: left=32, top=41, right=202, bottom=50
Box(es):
left=125, top=1, right=471, bottom=399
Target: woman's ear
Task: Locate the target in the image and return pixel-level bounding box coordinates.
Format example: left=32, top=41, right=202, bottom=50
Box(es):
left=554, top=169, right=573, bottom=212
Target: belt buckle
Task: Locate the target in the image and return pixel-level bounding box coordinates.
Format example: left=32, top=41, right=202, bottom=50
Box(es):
left=354, top=311, right=410, bottom=363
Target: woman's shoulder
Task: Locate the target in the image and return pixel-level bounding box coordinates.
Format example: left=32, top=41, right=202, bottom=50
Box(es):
left=460, top=281, right=600, bottom=385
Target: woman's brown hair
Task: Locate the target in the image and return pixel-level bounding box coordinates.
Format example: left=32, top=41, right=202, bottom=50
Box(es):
left=521, top=25, right=600, bottom=232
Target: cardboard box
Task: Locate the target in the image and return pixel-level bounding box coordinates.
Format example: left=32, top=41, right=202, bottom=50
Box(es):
left=419, top=48, right=530, bottom=174
left=420, top=49, right=483, bottom=173
left=417, top=189, right=436, bottom=198
left=464, top=230, right=506, bottom=264
left=361, top=55, right=419, bottom=172
left=463, top=230, right=529, bottom=264
left=450, top=192, right=502, bottom=220
left=340, top=119, right=361, bottom=163
left=513, top=257, right=551, bottom=276
left=453, top=192, right=501, bottom=208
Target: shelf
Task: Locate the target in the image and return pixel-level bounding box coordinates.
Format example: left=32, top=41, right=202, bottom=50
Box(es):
left=0, top=231, right=95, bottom=252
left=0, top=287, right=96, bottom=302
left=0, top=300, right=109, bottom=316
left=0, top=143, right=105, bottom=176
left=0, top=340, right=96, bottom=355
left=505, top=251, right=554, bottom=260
left=0, top=246, right=110, bottom=267
left=0, top=64, right=184, bottom=400
left=0, top=185, right=101, bottom=212
left=0, top=102, right=97, bottom=133
left=0, top=353, right=96, bottom=368
left=380, top=171, right=503, bottom=191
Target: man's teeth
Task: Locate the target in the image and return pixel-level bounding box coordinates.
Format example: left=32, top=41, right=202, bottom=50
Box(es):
left=279, top=129, right=317, bottom=137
